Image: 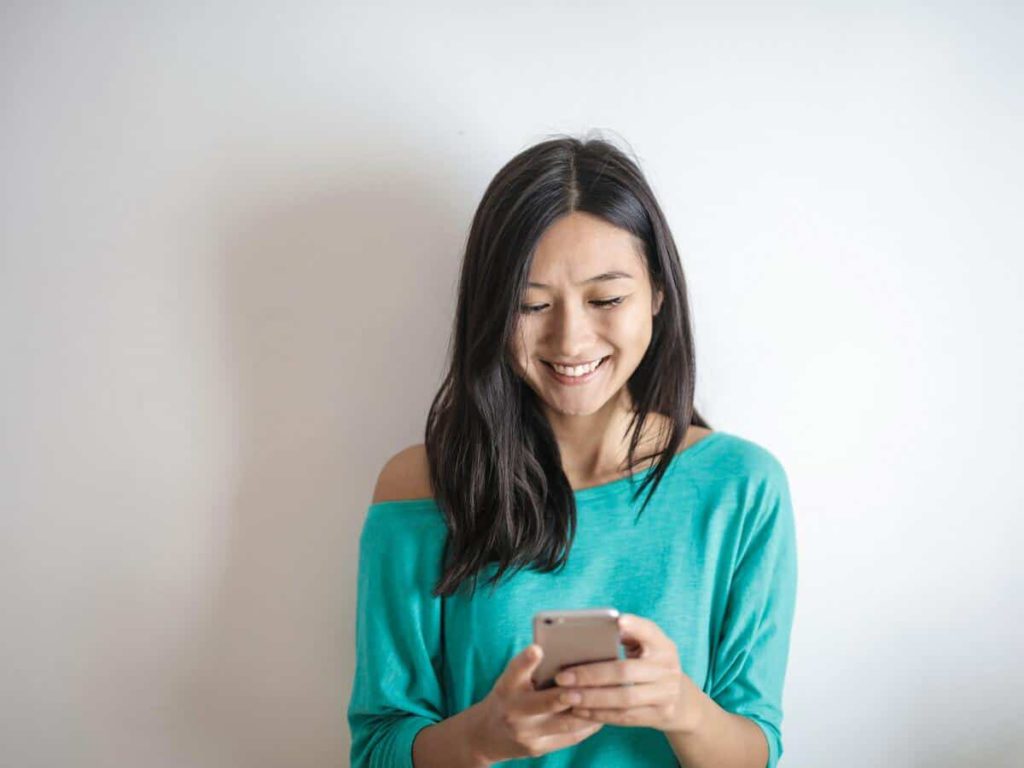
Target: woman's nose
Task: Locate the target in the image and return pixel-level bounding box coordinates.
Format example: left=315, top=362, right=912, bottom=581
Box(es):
left=547, top=300, right=595, bottom=353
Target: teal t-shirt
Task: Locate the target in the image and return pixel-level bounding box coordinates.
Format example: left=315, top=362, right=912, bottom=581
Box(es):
left=347, top=430, right=798, bottom=767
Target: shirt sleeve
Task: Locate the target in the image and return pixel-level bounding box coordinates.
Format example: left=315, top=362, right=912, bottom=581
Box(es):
left=347, top=504, right=448, bottom=768
left=708, top=457, right=798, bottom=768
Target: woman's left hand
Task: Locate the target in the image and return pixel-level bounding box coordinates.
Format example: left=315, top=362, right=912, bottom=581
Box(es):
left=554, top=612, right=706, bottom=734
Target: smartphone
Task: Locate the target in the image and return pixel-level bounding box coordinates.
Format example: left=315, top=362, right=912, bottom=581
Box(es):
left=531, top=607, right=622, bottom=690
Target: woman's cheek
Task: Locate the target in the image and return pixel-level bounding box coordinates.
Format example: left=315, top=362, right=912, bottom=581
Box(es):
left=622, top=313, right=654, bottom=358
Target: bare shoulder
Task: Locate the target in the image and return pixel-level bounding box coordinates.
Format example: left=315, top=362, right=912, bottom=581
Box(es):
left=647, top=413, right=712, bottom=454
left=685, top=424, right=713, bottom=449
left=371, top=443, right=433, bottom=503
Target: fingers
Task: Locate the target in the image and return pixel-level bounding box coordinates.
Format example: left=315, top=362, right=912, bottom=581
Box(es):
left=512, top=684, right=579, bottom=717
left=487, top=645, right=608, bottom=757
left=616, top=613, right=665, bottom=648
left=531, top=718, right=603, bottom=751
left=514, top=711, right=603, bottom=742
left=555, top=658, right=663, bottom=687
left=568, top=679, right=678, bottom=710
left=497, top=644, right=544, bottom=693
left=572, top=704, right=663, bottom=725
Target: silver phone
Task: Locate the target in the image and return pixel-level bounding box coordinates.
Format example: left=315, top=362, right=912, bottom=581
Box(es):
left=531, top=607, right=622, bottom=690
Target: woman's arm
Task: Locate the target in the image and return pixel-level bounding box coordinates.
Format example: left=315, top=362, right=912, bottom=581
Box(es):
left=347, top=493, right=450, bottom=768
left=664, top=693, right=770, bottom=768
left=411, top=702, right=490, bottom=768
left=679, top=454, right=798, bottom=768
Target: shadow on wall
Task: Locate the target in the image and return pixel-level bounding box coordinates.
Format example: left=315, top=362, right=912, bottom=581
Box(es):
left=172, top=150, right=464, bottom=766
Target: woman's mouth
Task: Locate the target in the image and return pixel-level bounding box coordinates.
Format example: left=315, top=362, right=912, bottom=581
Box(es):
left=542, top=355, right=610, bottom=386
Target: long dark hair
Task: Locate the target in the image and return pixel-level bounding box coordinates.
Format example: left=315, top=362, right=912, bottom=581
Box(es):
left=425, top=132, right=710, bottom=598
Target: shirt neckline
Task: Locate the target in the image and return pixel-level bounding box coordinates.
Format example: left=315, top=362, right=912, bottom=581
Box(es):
left=368, top=430, right=726, bottom=511
left=571, top=429, right=723, bottom=502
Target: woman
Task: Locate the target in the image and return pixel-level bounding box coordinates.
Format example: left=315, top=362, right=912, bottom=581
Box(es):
left=347, top=134, right=797, bottom=767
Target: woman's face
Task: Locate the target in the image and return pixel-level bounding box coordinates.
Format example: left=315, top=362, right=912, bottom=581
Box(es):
left=507, top=211, right=663, bottom=418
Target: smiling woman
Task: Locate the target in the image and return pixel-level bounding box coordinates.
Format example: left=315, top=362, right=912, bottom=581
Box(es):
left=508, top=211, right=665, bottom=438
left=347, top=133, right=797, bottom=768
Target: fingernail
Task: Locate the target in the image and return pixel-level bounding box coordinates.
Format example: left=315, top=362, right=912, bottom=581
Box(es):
left=555, top=671, right=575, bottom=685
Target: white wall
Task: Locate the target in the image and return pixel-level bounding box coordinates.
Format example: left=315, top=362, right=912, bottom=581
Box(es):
left=2, top=2, right=1021, bottom=766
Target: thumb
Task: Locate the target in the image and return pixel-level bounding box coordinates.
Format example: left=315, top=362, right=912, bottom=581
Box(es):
left=499, top=643, right=543, bottom=691
left=617, top=612, right=656, bottom=645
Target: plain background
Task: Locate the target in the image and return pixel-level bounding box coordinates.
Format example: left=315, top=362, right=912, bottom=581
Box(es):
left=2, top=2, right=1022, bottom=766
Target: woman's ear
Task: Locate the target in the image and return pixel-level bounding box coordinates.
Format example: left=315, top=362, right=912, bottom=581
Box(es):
left=653, top=288, right=664, bottom=317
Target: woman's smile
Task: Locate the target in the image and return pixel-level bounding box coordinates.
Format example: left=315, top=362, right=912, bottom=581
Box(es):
left=542, top=355, right=611, bottom=386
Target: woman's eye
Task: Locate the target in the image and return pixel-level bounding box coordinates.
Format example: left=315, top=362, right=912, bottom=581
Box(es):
left=519, top=297, right=625, bottom=315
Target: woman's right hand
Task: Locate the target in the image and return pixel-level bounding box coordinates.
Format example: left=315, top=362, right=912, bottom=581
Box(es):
left=466, top=643, right=604, bottom=765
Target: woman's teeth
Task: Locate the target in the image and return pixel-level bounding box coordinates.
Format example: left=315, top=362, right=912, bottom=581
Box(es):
left=548, top=357, right=606, bottom=376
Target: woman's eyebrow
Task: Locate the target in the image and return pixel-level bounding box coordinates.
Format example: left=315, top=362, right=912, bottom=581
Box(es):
left=527, top=270, right=634, bottom=289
